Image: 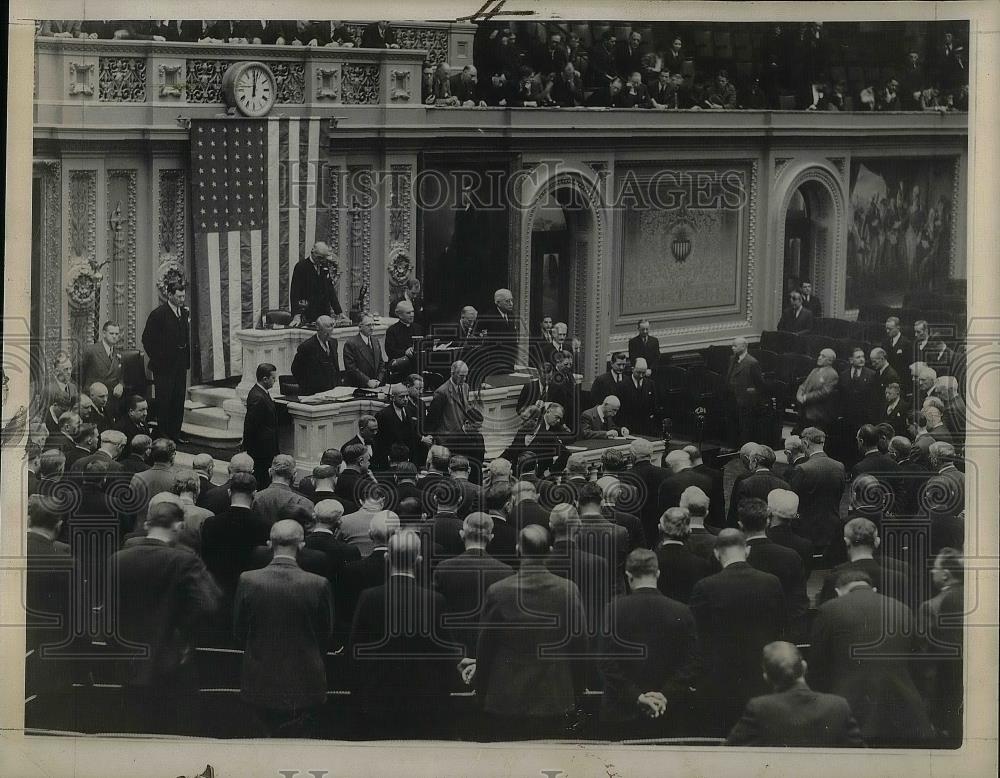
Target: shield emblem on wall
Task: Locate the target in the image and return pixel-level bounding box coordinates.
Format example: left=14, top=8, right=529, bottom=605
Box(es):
left=671, top=229, right=692, bottom=263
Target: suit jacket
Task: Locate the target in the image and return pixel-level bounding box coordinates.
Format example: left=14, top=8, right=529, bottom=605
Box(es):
left=200, top=506, right=272, bottom=601
left=727, top=470, right=790, bottom=528
left=727, top=686, right=863, bottom=746
left=484, top=513, right=518, bottom=563
left=923, top=466, right=965, bottom=552
left=115, top=415, right=151, bottom=446
left=239, top=19, right=292, bottom=44
left=80, top=342, right=123, bottom=391
left=243, top=384, right=279, bottom=468
left=290, top=334, right=341, bottom=396
left=689, top=562, right=787, bottom=709
left=776, top=306, right=814, bottom=334
left=141, top=302, right=190, bottom=374
left=727, top=354, right=766, bottom=408
left=816, top=557, right=911, bottom=608
left=288, top=258, right=342, bottom=322
left=360, top=22, right=397, bottom=49
left=801, top=294, right=823, bottom=319
left=337, top=548, right=387, bottom=624
left=619, top=80, right=652, bottom=108
left=501, top=418, right=573, bottom=474
left=374, top=404, right=422, bottom=468
left=547, top=539, right=611, bottom=631
left=509, top=498, right=551, bottom=534
left=304, top=529, right=362, bottom=580
left=693, top=462, right=727, bottom=530
left=383, top=321, right=424, bottom=379
left=655, top=542, right=712, bottom=603
left=475, top=561, right=589, bottom=716
left=433, top=547, right=514, bottom=656
left=796, top=365, right=839, bottom=427
left=109, top=538, right=220, bottom=686
left=628, top=334, right=660, bottom=369
left=25, top=532, right=74, bottom=652
left=550, top=73, right=585, bottom=106
left=251, top=482, right=315, bottom=527
left=590, top=371, right=628, bottom=406
left=657, top=468, right=715, bottom=515
left=873, top=364, right=901, bottom=397
left=234, top=556, right=333, bottom=711
left=746, top=536, right=809, bottom=639
left=788, top=453, right=846, bottom=546
left=598, top=588, right=699, bottom=723
left=766, top=523, right=815, bottom=567
left=577, top=515, right=629, bottom=596
left=630, top=460, right=670, bottom=546
left=881, top=335, right=913, bottom=378
left=476, top=308, right=519, bottom=374
left=579, top=406, right=624, bottom=439
left=808, top=586, right=933, bottom=744
left=838, top=366, right=878, bottom=421
left=46, top=379, right=79, bottom=410
left=617, top=376, right=660, bottom=435
left=349, top=575, right=456, bottom=716
left=881, top=399, right=911, bottom=438
left=426, top=378, right=471, bottom=436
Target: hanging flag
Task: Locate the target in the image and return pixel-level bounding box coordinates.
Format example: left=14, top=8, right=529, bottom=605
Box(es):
left=189, top=116, right=323, bottom=381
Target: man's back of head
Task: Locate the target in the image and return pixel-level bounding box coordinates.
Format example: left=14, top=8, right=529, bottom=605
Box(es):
left=461, top=512, right=494, bottom=549
left=549, top=502, right=580, bottom=541
left=313, top=499, right=345, bottom=529
left=269, top=518, right=305, bottom=556
left=229, top=451, right=255, bottom=475
left=659, top=507, right=690, bottom=542
left=761, top=641, right=807, bottom=692
left=737, top=498, right=769, bottom=536
left=388, top=529, right=422, bottom=575
left=679, top=486, right=710, bottom=524
left=369, top=510, right=401, bottom=547
left=714, top=528, right=748, bottom=566
left=517, top=524, right=551, bottom=560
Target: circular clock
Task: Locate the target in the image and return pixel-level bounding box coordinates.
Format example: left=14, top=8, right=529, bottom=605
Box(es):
left=221, top=62, right=277, bottom=117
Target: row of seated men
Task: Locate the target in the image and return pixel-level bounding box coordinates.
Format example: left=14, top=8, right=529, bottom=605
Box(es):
left=25, top=415, right=962, bottom=743
left=37, top=20, right=399, bottom=49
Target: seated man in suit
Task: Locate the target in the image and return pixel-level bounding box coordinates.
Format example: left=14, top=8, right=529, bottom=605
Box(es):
left=776, top=290, right=814, bottom=334
left=580, top=395, right=629, bottom=440
left=343, top=315, right=386, bottom=389
left=85, top=382, right=116, bottom=432
left=290, top=316, right=341, bottom=396
left=115, top=395, right=151, bottom=445
left=727, top=641, right=863, bottom=746
left=501, top=402, right=573, bottom=477
left=628, top=320, right=661, bottom=368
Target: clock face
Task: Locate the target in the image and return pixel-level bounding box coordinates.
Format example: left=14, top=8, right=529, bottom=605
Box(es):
left=233, top=64, right=275, bottom=117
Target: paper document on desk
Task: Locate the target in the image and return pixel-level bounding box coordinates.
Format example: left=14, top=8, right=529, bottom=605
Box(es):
left=433, top=342, right=454, bottom=351
left=300, top=386, right=357, bottom=402
left=565, top=445, right=586, bottom=452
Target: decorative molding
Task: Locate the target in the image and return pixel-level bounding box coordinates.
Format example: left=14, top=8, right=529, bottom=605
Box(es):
left=185, top=59, right=228, bottom=103
left=106, top=170, right=138, bottom=348
left=157, top=169, right=187, bottom=265
left=316, top=66, right=341, bottom=100
left=950, top=156, right=961, bottom=277
left=68, top=61, right=95, bottom=96
left=69, top=170, right=98, bottom=265
left=388, top=164, right=413, bottom=250
left=745, top=160, right=760, bottom=327
left=34, top=161, right=63, bottom=345
left=774, top=157, right=792, bottom=176
left=99, top=57, right=147, bottom=102
left=342, top=64, right=380, bottom=104
left=826, top=157, right=846, bottom=176
left=327, top=165, right=341, bottom=260
left=394, top=27, right=449, bottom=65
left=390, top=69, right=412, bottom=101
left=272, top=62, right=305, bottom=103
left=157, top=64, right=184, bottom=98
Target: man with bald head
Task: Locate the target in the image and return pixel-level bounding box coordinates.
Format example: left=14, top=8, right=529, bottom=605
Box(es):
left=234, top=518, right=334, bottom=737
left=726, top=642, right=863, bottom=746
left=87, top=381, right=116, bottom=431
left=618, top=356, right=660, bottom=435
left=289, top=241, right=343, bottom=325
left=580, top=395, right=628, bottom=439
left=349, top=529, right=456, bottom=738
left=290, top=314, right=341, bottom=396
left=726, top=336, right=766, bottom=447
left=384, top=299, right=425, bottom=382
left=427, top=359, right=473, bottom=436
left=796, top=348, right=840, bottom=430
left=472, top=523, right=589, bottom=739
left=200, top=451, right=256, bottom=514
left=477, top=287, right=519, bottom=375
left=343, top=314, right=386, bottom=389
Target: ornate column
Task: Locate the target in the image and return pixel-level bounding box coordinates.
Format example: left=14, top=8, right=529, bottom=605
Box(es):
left=386, top=162, right=416, bottom=312
left=65, top=170, right=99, bottom=357
left=33, top=161, right=63, bottom=346
left=106, top=169, right=137, bottom=345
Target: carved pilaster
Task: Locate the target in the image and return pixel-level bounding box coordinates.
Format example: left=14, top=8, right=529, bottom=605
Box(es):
left=157, top=169, right=187, bottom=263
left=69, top=170, right=98, bottom=266
left=34, top=161, right=63, bottom=345
left=106, top=170, right=137, bottom=347
left=950, top=156, right=961, bottom=277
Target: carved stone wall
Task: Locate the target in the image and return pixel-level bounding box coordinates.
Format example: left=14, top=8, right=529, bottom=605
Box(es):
left=34, top=161, right=63, bottom=345
left=271, top=62, right=305, bottom=103
left=106, top=169, right=138, bottom=347
left=342, top=64, right=380, bottom=104
left=157, top=169, right=187, bottom=263
left=99, top=57, right=147, bottom=102
left=184, top=60, right=305, bottom=104
left=342, top=24, right=449, bottom=65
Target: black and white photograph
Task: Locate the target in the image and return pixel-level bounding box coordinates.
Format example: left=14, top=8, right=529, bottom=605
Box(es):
left=1, top=2, right=997, bottom=776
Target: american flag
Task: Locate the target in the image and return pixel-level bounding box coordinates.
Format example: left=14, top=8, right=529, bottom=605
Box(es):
left=189, top=117, right=323, bottom=380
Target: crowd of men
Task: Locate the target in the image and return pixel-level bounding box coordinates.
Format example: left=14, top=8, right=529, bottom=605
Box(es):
left=37, top=20, right=968, bottom=113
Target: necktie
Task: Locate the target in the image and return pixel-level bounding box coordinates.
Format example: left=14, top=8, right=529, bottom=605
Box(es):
left=853, top=369, right=859, bottom=380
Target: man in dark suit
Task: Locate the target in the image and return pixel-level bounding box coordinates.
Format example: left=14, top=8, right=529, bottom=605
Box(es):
left=507, top=480, right=550, bottom=533
left=384, top=300, right=424, bottom=383
left=590, top=351, right=630, bottom=406
left=80, top=321, right=124, bottom=411
left=119, top=434, right=152, bottom=477
left=809, top=568, right=934, bottom=746
left=472, top=524, right=589, bottom=740
left=546, top=502, right=612, bottom=633
left=290, top=316, right=341, bottom=396
left=349, top=529, right=458, bottom=738
left=614, top=31, right=645, bottom=78
left=924, top=442, right=965, bottom=554
left=727, top=641, right=863, bottom=746
left=360, top=20, right=398, bottom=49
left=796, top=349, right=840, bottom=432
left=64, top=424, right=99, bottom=472
left=244, top=363, right=279, bottom=489
left=238, top=19, right=291, bottom=45
left=880, top=382, right=911, bottom=438
left=599, top=548, right=700, bottom=739
left=433, top=512, right=514, bottom=656
left=374, top=383, right=426, bottom=468
left=765, top=489, right=815, bottom=567
left=617, top=358, right=660, bottom=435
left=658, top=449, right=714, bottom=515
left=851, top=423, right=902, bottom=494
left=141, top=280, right=190, bottom=442
left=577, top=483, right=630, bottom=596
left=839, top=348, right=878, bottom=439
left=109, top=501, right=221, bottom=734
left=689, top=529, right=787, bottom=734
left=25, top=497, right=73, bottom=657
left=726, top=337, right=767, bottom=447
left=474, top=288, right=519, bottom=376
left=798, top=280, right=823, bottom=318
left=727, top=446, right=789, bottom=528
left=881, top=316, right=913, bottom=379
left=115, top=395, right=151, bottom=445
left=627, top=319, right=660, bottom=374
left=816, top=518, right=911, bottom=607
left=787, top=427, right=846, bottom=549
left=776, top=291, right=814, bottom=334
left=46, top=352, right=79, bottom=413
left=628, top=438, right=670, bottom=547
left=304, top=498, right=362, bottom=582
left=516, top=361, right=578, bottom=426
left=550, top=62, right=586, bottom=106
left=739, top=498, right=809, bottom=641
left=655, top=508, right=712, bottom=603
left=289, top=243, right=342, bottom=325
left=69, top=430, right=127, bottom=487
left=580, top=395, right=628, bottom=440
left=870, top=347, right=901, bottom=396
left=343, top=315, right=386, bottom=388
left=85, top=382, right=117, bottom=432
left=43, top=410, right=80, bottom=456
left=501, top=402, right=573, bottom=476
left=234, top=519, right=334, bottom=737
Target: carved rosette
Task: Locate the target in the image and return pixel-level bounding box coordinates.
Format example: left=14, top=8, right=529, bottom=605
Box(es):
left=342, top=64, right=380, bottom=104
left=106, top=170, right=138, bottom=347
left=99, top=57, right=147, bottom=102
left=387, top=247, right=413, bottom=297
left=272, top=62, right=305, bottom=103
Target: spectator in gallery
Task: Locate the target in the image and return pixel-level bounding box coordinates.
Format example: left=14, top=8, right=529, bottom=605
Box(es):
left=662, top=37, right=687, bottom=79
left=508, top=66, right=544, bottom=107
left=776, top=290, right=814, bottom=333
left=726, top=642, right=864, bottom=747
left=38, top=20, right=85, bottom=38
left=537, top=32, right=569, bottom=76
left=900, top=49, right=926, bottom=110
left=430, top=63, right=461, bottom=106
left=877, top=77, right=902, bottom=111
left=650, top=70, right=679, bottom=109
left=587, top=31, right=618, bottom=87
left=550, top=62, right=586, bottom=107
left=620, top=71, right=652, bottom=108
left=586, top=75, right=626, bottom=108
left=798, top=279, right=822, bottom=318
left=361, top=20, right=399, bottom=49
left=704, top=70, right=738, bottom=109
left=935, top=31, right=966, bottom=90
left=450, top=65, right=486, bottom=106
left=615, top=30, right=645, bottom=79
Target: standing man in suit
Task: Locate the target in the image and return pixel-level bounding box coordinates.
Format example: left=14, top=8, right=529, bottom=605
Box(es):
left=109, top=501, right=221, bottom=734
left=881, top=316, right=912, bottom=379
left=361, top=20, right=398, bottom=49
left=795, top=349, right=839, bottom=432
left=343, top=315, right=386, bottom=388
left=787, top=427, right=846, bottom=549
left=470, top=524, right=589, bottom=740
left=141, top=280, right=190, bottom=443
left=839, top=348, right=878, bottom=443
left=881, top=384, right=911, bottom=439
left=628, top=320, right=660, bottom=372
left=726, top=337, right=766, bottom=448
left=384, top=300, right=424, bottom=383
left=689, top=529, right=787, bottom=734
left=798, top=279, right=823, bottom=319
left=234, top=519, right=334, bottom=737
left=288, top=242, right=342, bottom=326
left=580, top=395, right=629, bottom=440
left=776, top=290, right=814, bottom=334
left=870, top=347, right=901, bottom=397
left=426, top=360, right=473, bottom=437
left=727, top=446, right=789, bottom=528
left=375, top=383, right=428, bottom=467
left=617, top=358, right=660, bottom=435
left=598, top=548, right=699, bottom=739
left=477, top=288, right=519, bottom=376
left=726, top=642, right=863, bottom=746
left=655, top=508, right=712, bottom=603
left=590, top=351, right=630, bottom=405
left=80, top=321, right=124, bottom=414
left=765, top=489, right=815, bottom=566
left=658, top=450, right=714, bottom=515
left=808, top=568, right=934, bottom=746
left=46, top=352, right=79, bottom=411
left=290, top=315, right=341, bottom=396
left=630, top=438, right=671, bottom=547
left=244, top=363, right=279, bottom=489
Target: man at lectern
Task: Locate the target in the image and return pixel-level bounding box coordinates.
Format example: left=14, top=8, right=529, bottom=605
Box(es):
left=289, top=242, right=343, bottom=326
